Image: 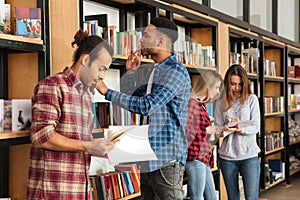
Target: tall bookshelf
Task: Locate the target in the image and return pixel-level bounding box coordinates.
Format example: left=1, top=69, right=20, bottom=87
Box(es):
left=258, top=36, right=286, bottom=190
left=285, top=45, right=300, bottom=184
left=0, top=0, right=49, bottom=198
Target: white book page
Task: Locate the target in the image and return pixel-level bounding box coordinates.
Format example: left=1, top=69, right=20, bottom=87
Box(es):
left=105, top=125, right=157, bottom=164
left=227, top=120, right=253, bottom=128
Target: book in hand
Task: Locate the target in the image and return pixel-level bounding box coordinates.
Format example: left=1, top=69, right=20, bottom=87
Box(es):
left=105, top=125, right=157, bottom=164
left=227, top=120, right=252, bottom=128
left=223, top=120, right=253, bottom=137
left=107, top=127, right=132, bottom=142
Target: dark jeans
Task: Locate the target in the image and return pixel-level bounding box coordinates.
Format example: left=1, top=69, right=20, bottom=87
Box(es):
left=141, top=162, right=185, bottom=200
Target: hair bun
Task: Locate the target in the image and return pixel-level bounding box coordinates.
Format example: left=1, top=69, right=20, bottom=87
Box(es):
left=71, top=29, right=89, bottom=47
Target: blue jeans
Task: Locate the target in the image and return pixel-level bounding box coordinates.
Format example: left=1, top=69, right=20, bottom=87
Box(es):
left=185, top=160, right=217, bottom=200
left=220, top=157, right=260, bottom=200
left=141, top=162, right=184, bottom=200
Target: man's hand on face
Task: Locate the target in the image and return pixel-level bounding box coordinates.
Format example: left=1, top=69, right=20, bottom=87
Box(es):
left=126, top=50, right=141, bottom=74
left=96, top=79, right=109, bottom=95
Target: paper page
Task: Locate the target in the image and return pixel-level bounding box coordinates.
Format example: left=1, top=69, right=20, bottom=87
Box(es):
left=223, top=131, right=233, bottom=138
left=227, top=120, right=252, bottom=128
left=106, top=125, right=158, bottom=164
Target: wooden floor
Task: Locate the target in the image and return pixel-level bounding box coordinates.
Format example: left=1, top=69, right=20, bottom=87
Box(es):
left=259, top=172, right=300, bottom=200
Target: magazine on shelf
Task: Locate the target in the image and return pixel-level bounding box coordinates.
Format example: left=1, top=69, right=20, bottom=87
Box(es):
left=14, top=7, right=42, bottom=39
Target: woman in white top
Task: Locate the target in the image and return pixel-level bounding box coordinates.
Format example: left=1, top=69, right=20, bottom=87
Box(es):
left=214, top=64, right=261, bottom=200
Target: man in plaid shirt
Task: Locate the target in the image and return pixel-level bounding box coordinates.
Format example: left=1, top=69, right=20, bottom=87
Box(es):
left=96, top=17, right=191, bottom=200
left=27, top=30, right=115, bottom=200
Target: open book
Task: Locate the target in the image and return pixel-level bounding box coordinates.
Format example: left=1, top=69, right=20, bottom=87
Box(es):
left=105, top=125, right=157, bottom=164
left=227, top=120, right=252, bottom=128
left=107, top=126, right=134, bottom=142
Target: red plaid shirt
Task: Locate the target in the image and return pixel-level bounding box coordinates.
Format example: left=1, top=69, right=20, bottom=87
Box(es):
left=186, top=98, right=212, bottom=166
left=27, top=67, right=94, bottom=200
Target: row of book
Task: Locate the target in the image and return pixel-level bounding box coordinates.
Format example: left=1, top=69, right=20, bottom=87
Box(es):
left=92, top=102, right=140, bottom=129
left=175, top=42, right=215, bottom=67
left=264, top=96, right=284, bottom=114
left=264, top=58, right=277, bottom=76
left=263, top=131, right=284, bottom=152
left=90, top=164, right=140, bottom=200
left=83, top=16, right=216, bottom=68
left=0, top=0, right=42, bottom=39
left=0, top=99, right=31, bottom=133
left=287, top=65, right=300, bottom=78
left=230, top=48, right=259, bottom=74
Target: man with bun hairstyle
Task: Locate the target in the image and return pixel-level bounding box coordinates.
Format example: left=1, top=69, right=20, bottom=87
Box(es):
left=27, top=30, right=115, bottom=199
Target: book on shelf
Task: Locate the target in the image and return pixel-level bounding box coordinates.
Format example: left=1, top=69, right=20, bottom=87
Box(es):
left=85, top=14, right=108, bottom=38
left=11, top=99, right=32, bottom=131
left=14, top=7, right=42, bottom=39
left=0, top=1, right=10, bottom=34
left=2, top=100, right=12, bottom=132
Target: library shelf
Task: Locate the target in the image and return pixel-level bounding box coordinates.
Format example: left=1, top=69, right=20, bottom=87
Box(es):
left=290, top=168, right=300, bottom=176
left=288, top=109, right=300, bottom=114
left=264, top=178, right=285, bottom=190
left=289, top=140, right=300, bottom=146
left=0, top=131, right=30, bottom=140
left=247, top=72, right=258, bottom=79
left=265, top=146, right=285, bottom=156
left=118, top=192, right=141, bottom=200
left=264, top=112, right=284, bottom=117
left=288, top=78, right=300, bottom=84
left=264, top=76, right=284, bottom=82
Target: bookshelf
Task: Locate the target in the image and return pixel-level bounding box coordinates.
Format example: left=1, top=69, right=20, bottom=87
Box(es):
left=2, top=0, right=300, bottom=199
left=258, top=36, right=286, bottom=190
left=285, top=45, right=300, bottom=184
left=0, top=0, right=49, bottom=199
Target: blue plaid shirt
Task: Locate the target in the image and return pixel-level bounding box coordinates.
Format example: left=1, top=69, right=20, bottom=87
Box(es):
left=105, top=55, right=191, bottom=172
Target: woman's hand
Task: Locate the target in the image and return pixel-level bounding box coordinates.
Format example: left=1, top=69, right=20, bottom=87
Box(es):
left=206, top=126, right=220, bottom=134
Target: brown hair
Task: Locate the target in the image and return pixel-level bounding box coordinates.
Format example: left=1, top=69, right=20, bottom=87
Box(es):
left=224, top=64, right=252, bottom=110
left=71, top=30, right=113, bottom=65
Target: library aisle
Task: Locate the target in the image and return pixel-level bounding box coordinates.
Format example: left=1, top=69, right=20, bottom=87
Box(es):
left=259, top=173, right=300, bottom=200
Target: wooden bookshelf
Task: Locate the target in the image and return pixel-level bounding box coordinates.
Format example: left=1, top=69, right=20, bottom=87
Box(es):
left=0, top=131, right=30, bottom=140
left=118, top=192, right=141, bottom=200
left=0, top=33, right=43, bottom=44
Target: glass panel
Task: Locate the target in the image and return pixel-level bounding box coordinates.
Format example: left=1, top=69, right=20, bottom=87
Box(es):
left=250, top=0, right=271, bottom=32
left=211, top=0, right=243, bottom=19
left=278, top=0, right=298, bottom=41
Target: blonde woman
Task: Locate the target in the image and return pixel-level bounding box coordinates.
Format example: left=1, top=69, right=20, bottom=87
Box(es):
left=185, top=70, right=224, bottom=200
